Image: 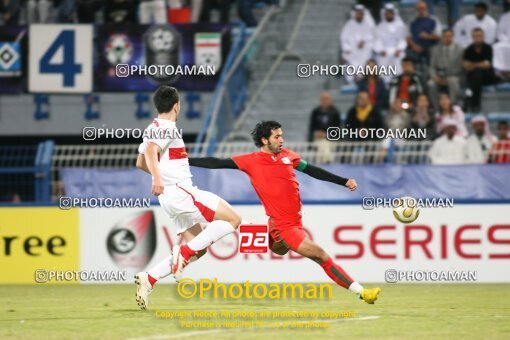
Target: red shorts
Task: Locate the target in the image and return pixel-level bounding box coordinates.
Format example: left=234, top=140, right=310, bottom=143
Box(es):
left=268, top=216, right=306, bottom=251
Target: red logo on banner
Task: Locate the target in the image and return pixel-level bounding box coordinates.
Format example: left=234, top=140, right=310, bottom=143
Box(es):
left=239, top=224, right=268, bottom=253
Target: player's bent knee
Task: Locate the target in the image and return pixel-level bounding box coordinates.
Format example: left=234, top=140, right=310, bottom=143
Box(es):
left=271, top=243, right=289, bottom=255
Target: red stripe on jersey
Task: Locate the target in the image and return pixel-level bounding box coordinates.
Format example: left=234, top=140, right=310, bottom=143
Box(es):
left=152, top=119, right=159, bottom=127
left=176, top=184, right=215, bottom=222
left=169, top=147, right=188, bottom=160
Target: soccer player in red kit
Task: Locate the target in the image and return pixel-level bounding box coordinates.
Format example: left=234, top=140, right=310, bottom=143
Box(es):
left=182, top=120, right=381, bottom=304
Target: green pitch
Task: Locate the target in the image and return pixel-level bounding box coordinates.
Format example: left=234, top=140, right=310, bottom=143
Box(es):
left=1, top=284, right=509, bottom=339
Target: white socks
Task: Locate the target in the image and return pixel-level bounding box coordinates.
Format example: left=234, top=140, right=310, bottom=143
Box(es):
left=148, top=255, right=173, bottom=280
left=348, top=282, right=363, bottom=295
left=187, top=220, right=236, bottom=252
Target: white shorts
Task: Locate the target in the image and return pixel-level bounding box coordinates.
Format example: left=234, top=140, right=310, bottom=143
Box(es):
left=158, top=181, right=221, bottom=235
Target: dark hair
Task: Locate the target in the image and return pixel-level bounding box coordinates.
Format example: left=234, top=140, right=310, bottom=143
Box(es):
left=472, top=27, right=484, bottom=34
left=402, top=56, right=415, bottom=64
left=442, top=28, right=453, bottom=34
left=153, top=85, right=179, bottom=113
left=251, top=121, right=282, bottom=147
left=497, top=120, right=509, bottom=127
left=474, top=2, right=488, bottom=11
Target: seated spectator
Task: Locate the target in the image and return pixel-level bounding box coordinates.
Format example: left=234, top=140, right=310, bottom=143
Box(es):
left=462, top=28, right=498, bottom=112
left=357, top=59, right=389, bottom=110
left=238, top=0, right=278, bottom=28
left=104, top=0, right=137, bottom=23
left=435, top=93, right=468, bottom=137
left=76, top=0, right=101, bottom=23
left=373, top=3, right=407, bottom=83
left=489, top=121, right=510, bottom=163
left=428, top=29, right=464, bottom=106
left=139, top=0, right=167, bottom=24
left=466, top=115, right=496, bottom=163
left=345, top=91, right=384, bottom=140
left=389, top=57, right=425, bottom=110
left=26, top=0, right=51, bottom=23
left=340, top=4, right=374, bottom=83
left=453, top=2, right=497, bottom=49
left=410, top=94, right=435, bottom=139
left=386, top=98, right=410, bottom=132
left=428, top=118, right=467, bottom=164
left=357, top=0, right=380, bottom=23
left=308, top=92, right=341, bottom=142
left=0, top=0, right=21, bottom=24
left=406, top=1, right=442, bottom=62
left=493, top=6, right=510, bottom=82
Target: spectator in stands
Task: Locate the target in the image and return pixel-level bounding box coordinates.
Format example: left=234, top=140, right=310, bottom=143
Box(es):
left=357, top=59, right=389, bottom=110
left=453, top=2, right=497, bottom=49
left=389, top=57, right=425, bottom=110
left=493, top=6, right=510, bottom=82
left=0, top=0, right=21, bottom=24
left=428, top=29, right=464, bottom=107
left=104, top=0, right=137, bottom=23
left=308, top=91, right=341, bottom=142
left=386, top=98, right=410, bottom=132
left=76, top=0, right=101, bottom=23
left=340, top=4, right=375, bottom=83
left=406, top=1, right=442, bottom=63
left=426, top=0, right=461, bottom=27
left=428, top=118, right=467, bottom=164
left=489, top=121, right=510, bottom=163
left=345, top=91, right=384, bottom=141
left=373, top=3, right=407, bottom=84
left=139, top=0, right=167, bottom=24
left=463, top=28, right=498, bottom=112
left=410, top=94, right=435, bottom=140
left=466, top=115, right=496, bottom=163
left=435, top=93, right=468, bottom=137
left=238, top=0, right=278, bottom=28
left=26, top=0, right=51, bottom=23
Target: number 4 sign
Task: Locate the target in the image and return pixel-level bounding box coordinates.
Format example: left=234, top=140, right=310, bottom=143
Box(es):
left=29, top=25, right=92, bottom=93
left=239, top=224, right=269, bottom=253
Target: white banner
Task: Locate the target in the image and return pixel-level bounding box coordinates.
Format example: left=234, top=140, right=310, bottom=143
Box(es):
left=29, top=24, right=92, bottom=93
left=79, top=204, right=510, bottom=283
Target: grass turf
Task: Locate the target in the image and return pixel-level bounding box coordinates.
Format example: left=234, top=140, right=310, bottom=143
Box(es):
left=0, top=284, right=509, bottom=339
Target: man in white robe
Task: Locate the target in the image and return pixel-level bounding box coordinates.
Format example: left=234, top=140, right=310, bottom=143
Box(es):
left=428, top=117, right=467, bottom=165
left=493, top=9, right=510, bottom=80
left=373, top=3, right=407, bottom=83
left=453, top=2, right=497, bottom=48
left=340, top=4, right=374, bottom=83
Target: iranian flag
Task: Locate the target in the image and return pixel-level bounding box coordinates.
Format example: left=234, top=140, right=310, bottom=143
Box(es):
left=194, top=33, right=221, bottom=69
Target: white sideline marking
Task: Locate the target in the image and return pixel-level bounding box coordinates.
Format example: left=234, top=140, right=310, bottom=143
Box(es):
left=129, top=316, right=381, bottom=340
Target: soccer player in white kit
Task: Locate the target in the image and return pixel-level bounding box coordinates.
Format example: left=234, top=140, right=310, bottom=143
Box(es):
left=134, top=85, right=241, bottom=310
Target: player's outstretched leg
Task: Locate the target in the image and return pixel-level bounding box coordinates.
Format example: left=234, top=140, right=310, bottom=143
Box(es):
left=294, top=237, right=381, bottom=304
left=172, top=199, right=241, bottom=278
left=135, top=224, right=206, bottom=310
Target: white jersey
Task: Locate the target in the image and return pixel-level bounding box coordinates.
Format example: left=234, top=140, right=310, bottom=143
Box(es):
left=139, top=118, right=192, bottom=186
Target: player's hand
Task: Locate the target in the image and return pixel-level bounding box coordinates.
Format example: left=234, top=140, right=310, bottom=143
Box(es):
left=152, top=177, right=165, bottom=196
left=345, top=179, right=357, bottom=191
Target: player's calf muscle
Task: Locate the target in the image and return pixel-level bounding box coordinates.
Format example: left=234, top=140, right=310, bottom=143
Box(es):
left=214, top=200, right=242, bottom=229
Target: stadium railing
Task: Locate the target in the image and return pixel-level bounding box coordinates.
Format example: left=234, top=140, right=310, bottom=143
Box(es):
left=0, top=141, right=53, bottom=202
left=46, top=140, right=432, bottom=202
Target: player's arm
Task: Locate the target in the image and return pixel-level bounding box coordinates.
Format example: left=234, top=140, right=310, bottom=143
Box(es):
left=188, top=157, right=239, bottom=169
left=145, top=143, right=165, bottom=195
left=296, top=160, right=357, bottom=191
left=136, top=153, right=150, bottom=174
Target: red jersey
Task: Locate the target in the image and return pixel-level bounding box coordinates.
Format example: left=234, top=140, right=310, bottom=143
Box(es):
left=490, top=140, right=510, bottom=163
left=232, top=148, right=302, bottom=221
